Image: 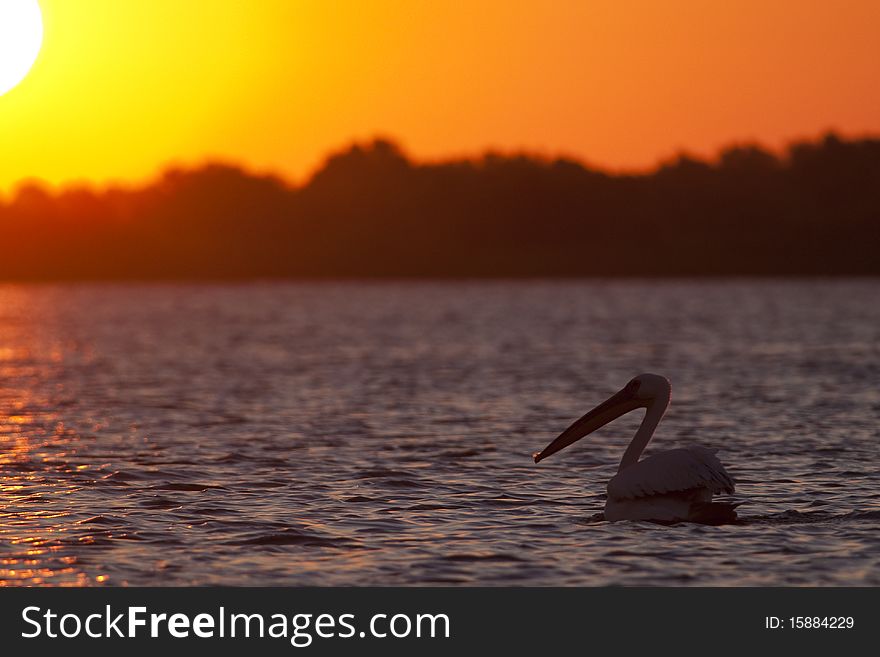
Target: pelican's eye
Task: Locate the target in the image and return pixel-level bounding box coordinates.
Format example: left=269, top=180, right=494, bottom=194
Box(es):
left=626, top=379, right=641, bottom=394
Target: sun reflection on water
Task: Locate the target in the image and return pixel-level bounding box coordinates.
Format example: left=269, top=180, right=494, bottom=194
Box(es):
left=0, top=289, right=105, bottom=586
left=0, top=411, right=99, bottom=586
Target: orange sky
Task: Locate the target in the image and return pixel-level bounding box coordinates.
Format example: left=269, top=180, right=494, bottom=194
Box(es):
left=2, top=0, right=879, bottom=192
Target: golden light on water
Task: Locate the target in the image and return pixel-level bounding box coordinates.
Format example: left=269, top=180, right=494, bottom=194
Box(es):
left=0, top=309, right=97, bottom=586
left=0, top=423, right=99, bottom=585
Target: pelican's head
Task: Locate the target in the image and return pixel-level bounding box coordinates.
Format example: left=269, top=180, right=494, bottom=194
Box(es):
left=532, top=373, right=670, bottom=463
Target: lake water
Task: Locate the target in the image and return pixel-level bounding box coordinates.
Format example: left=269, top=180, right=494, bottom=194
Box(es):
left=0, top=280, right=878, bottom=586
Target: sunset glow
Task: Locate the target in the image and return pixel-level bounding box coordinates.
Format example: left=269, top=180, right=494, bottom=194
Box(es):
left=1, top=0, right=879, bottom=191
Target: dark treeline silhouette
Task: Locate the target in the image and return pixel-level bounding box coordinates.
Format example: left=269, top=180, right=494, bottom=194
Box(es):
left=1, top=133, right=878, bottom=279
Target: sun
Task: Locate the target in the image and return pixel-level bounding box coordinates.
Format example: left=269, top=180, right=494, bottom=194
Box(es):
left=0, top=0, right=43, bottom=96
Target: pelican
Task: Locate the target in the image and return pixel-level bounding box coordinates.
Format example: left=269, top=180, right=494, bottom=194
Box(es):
left=533, top=373, right=739, bottom=524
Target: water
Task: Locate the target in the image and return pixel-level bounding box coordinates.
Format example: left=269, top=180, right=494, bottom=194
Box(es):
left=0, top=280, right=878, bottom=586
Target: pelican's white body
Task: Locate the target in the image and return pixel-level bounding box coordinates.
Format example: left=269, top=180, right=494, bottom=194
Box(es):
left=604, top=446, right=734, bottom=522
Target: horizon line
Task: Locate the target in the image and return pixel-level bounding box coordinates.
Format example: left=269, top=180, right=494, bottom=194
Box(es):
left=4, top=127, right=880, bottom=196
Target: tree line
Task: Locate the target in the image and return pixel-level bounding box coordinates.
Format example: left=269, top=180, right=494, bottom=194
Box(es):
left=1, top=133, right=877, bottom=279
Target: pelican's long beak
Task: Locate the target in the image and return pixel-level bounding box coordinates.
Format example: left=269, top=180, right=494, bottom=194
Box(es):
left=533, top=385, right=641, bottom=463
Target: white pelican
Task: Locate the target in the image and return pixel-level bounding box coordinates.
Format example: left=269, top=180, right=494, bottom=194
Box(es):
left=533, top=373, right=739, bottom=524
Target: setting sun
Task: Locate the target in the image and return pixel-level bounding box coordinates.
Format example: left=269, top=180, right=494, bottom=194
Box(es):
left=0, top=0, right=43, bottom=96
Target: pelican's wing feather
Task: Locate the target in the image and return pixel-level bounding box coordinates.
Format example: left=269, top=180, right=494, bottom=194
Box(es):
left=607, top=446, right=735, bottom=500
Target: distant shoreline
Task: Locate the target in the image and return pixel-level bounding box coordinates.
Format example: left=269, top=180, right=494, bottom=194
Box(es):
left=2, top=133, right=878, bottom=279
left=2, top=275, right=878, bottom=285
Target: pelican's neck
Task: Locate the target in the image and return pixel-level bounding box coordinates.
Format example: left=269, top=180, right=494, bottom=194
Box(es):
left=617, top=391, right=670, bottom=472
